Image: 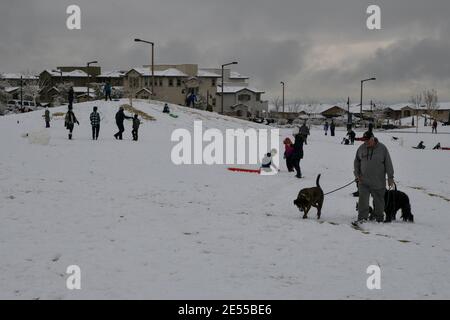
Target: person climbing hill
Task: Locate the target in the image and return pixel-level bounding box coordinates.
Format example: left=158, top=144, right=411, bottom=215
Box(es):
left=64, top=105, right=79, bottom=140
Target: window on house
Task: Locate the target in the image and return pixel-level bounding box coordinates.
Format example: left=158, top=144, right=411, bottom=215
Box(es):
left=212, top=79, right=216, bottom=87
left=130, top=77, right=139, bottom=88
left=159, top=78, right=163, bottom=86
left=169, top=79, right=174, bottom=87
left=177, top=78, right=182, bottom=87
left=238, top=94, right=251, bottom=102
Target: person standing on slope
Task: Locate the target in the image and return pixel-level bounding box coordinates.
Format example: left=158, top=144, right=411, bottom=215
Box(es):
left=64, top=105, right=79, bottom=140
left=324, top=121, right=329, bottom=136
left=353, top=131, right=395, bottom=225
left=330, top=120, right=336, bottom=137
left=104, top=82, right=112, bottom=101
left=299, top=121, right=310, bottom=145
left=114, top=106, right=132, bottom=140
left=432, top=119, right=438, bottom=134
left=44, top=107, right=51, bottom=128
left=90, top=106, right=101, bottom=140
left=283, top=137, right=295, bottom=172
left=68, top=87, right=75, bottom=108
left=132, top=114, right=141, bottom=141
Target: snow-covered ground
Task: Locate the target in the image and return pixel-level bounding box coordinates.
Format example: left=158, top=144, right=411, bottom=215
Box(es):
left=0, top=99, right=449, bottom=299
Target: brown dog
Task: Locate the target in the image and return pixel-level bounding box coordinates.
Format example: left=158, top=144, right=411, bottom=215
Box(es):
left=293, top=174, right=324, bottom=219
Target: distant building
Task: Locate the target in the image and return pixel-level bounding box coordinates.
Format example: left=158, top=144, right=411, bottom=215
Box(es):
left=0, top=73, right=39, bottom=87
left=124, top=64, right=268, bottom=118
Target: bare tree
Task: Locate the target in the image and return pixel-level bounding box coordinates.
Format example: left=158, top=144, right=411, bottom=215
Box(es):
left=54, top=82, right=74, bottom=106
left=288, top=99, right=302, bottom=113
left=423, top=89, right=439, bottom=121
left=410, top=93, right=422, bottom=133
left=271, top=96, right=282, bottom=112
left=371, top=101, right=387, bottom=128
left=22, top=84, right=41, bottom=107
left=304, top=98, right=319, bottom=116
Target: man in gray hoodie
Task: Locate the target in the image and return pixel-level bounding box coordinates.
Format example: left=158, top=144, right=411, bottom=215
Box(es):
left=354, top=131, right=395, bottom=224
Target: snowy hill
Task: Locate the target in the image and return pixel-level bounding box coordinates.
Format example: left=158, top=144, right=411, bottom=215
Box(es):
left=0, top=99, right=449, bottom=299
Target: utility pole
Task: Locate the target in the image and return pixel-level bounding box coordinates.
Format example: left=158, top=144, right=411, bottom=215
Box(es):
left=20, top=75, right=23, bottom=108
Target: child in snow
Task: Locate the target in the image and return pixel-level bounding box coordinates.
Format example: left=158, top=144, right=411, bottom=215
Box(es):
left=163, top=103, right=170, bottom=114
left=132, top=114, right=141, bottom=141
left=433, top=143, right=441, bottom=150
left=414, top=141, right=426, bottom=149
left=347, top=129, right=356, bottom=145
left=324, top=121, right=329, bottom=136
left=64, top=105, right=79, bottom=140
left=261, top=149, right=279, bottom=174
left=283, top=138, right=295, bottom=172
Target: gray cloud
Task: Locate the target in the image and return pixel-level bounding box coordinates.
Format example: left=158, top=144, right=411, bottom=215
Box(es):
left=1, top=0, right=450, bottom=102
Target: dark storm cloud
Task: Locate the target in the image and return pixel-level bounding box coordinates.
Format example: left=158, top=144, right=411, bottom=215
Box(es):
left=1, top=0, right=450, bottom=102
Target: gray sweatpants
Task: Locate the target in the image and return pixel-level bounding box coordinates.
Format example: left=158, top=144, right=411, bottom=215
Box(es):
left=358, top=184, right=385, bottom=221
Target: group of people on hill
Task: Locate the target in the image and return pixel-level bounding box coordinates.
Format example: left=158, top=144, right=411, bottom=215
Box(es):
left=44, top=105, right=142, bottom=141
left=414, top=141, right=443, bottom=150
left=283, top=121, right=397, bottom=226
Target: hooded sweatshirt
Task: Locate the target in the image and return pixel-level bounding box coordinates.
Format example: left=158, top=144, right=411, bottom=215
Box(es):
left=354, top=139, right=394, bottom=189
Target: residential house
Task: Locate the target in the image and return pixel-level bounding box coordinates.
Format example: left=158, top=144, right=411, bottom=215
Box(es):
left=0, top=73, right=39, bottom=87
left=124, top=64, right=221, bottom=108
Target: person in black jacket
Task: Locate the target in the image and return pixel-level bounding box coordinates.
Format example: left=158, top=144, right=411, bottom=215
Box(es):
left=64, top=105, right=79, bottom=140
left=132, top=114, right=141, bottom=141
left=330, top=120, right=336, bottom=136
left=292, top=132, right=304, bottom=178
left=114, top=106, right=132, bottom=140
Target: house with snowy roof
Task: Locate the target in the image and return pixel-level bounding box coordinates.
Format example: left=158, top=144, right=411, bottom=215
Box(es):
left=0, top=73, right=39, bottom=87
left=124, top=64, right=267, bottom=118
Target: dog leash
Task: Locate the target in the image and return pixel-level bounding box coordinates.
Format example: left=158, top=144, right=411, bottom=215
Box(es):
left=324, top=179, right=357, bottom=196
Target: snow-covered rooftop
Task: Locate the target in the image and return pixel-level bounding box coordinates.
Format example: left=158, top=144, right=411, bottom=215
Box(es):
left=197, top=69, right=221, bottom=78
left=0, top=73, right=38, bottom=80
left=217, top=85, right=265, bottom=94
left=130, top=67, right=188, bottom=77
left=229, top=71, right=249, bottom=79
left=98, top=70, right=127, bottom=78
left=45, top=69, right=89, bottom=78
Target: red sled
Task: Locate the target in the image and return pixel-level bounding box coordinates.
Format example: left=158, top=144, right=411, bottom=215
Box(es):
left=442, top=147, right=450, bottom=151
left=228, top=167, right=261, bottom=174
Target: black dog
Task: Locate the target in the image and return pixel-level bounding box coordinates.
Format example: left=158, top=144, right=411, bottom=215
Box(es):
left=355, top=187, right=414, bottom=223
left=384, top=188, right=414, bottom=223
left=294, top=174, right=324, bottom=219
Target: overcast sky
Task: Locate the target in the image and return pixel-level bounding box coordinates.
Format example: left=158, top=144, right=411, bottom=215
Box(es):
left=1, top=0, right=450, bottom=103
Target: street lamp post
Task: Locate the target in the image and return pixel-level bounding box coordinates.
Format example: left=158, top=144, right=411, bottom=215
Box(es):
left=221, top=61, right=238, bottom=115
left=280, top=81, right=285, bottom=113
left=52, top=69, right=63, bottom=85
left=135, top=39, right=155, bottom=99
left=360, top=77, right=376, bottom=127
left=20, top=75, right=23, bottom=109
left=87, top=61, right=98, bottom=101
